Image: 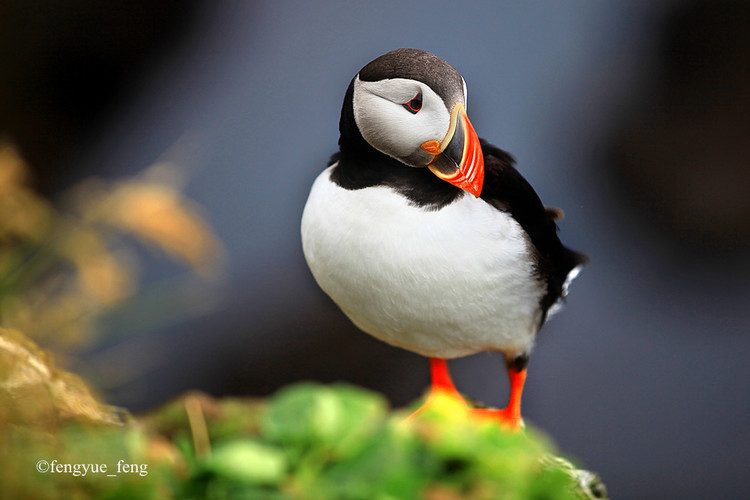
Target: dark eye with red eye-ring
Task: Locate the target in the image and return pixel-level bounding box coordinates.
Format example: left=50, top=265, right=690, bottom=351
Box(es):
left=403, top=93, right=422, bottom=114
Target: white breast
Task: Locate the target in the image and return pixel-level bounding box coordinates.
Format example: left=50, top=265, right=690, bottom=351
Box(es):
left=301, top=165, right=545, bottom=359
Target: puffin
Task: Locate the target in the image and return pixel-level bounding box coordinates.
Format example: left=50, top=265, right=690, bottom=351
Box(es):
left=301, top=48, right=587, bottom=430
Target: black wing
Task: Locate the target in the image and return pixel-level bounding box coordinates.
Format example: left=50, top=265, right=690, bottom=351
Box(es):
left=479, top=139, right=588, bottom=319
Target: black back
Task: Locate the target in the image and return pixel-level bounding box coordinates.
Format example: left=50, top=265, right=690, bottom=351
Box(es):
left=477, top=140, right=589, bottom=320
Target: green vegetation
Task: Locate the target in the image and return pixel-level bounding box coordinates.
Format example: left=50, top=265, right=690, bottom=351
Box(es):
left=0, top=330, right=605, bottom=499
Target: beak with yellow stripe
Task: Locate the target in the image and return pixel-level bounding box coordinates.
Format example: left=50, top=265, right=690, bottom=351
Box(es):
left=420, top=103, right=484, bottom=198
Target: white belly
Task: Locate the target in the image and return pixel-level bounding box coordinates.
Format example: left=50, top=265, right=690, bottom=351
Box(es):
left=301, top=166, right=544, bottom=359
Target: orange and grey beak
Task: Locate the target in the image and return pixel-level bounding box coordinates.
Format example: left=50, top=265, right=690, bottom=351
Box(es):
left=420, top=103, right=484, bottom=197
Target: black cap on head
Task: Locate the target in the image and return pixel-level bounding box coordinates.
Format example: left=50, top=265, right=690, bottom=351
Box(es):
left=358, top=48, right=464, bottom=106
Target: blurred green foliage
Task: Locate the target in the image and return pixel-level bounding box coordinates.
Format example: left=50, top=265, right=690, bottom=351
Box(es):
left=0, top=332, right=605, bottom=500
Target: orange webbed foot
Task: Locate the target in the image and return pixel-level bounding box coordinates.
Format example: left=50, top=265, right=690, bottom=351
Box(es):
left=471, top=407, right=525, bottom=432
left=471, top=360, right=529, bottom=432
left=407, top=358, right=469, bottom=421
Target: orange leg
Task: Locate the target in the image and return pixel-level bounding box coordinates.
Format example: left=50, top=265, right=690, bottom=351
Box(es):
left=472, top=356, right=528, bottom=431
left=408, top=358, right=468, bottom=419
left=429, top=358, right=462, bottom=397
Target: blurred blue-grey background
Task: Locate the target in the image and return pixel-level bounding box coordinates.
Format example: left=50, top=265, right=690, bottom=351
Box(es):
left=3, top=1, right=749, bottom=499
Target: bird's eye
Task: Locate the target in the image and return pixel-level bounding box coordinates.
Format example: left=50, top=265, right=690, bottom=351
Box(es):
left=403, top=93, right=422, bottom=114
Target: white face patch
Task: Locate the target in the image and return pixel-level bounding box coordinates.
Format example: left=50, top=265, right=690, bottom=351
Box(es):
left=352, top=76, right=455, bottom=166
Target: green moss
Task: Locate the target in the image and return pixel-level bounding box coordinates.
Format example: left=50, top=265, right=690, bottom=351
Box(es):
left=0, top=374, right=606, bottom=499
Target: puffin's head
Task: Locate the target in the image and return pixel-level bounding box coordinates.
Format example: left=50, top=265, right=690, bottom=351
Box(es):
left=346, top=48, right=484, bottom=197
